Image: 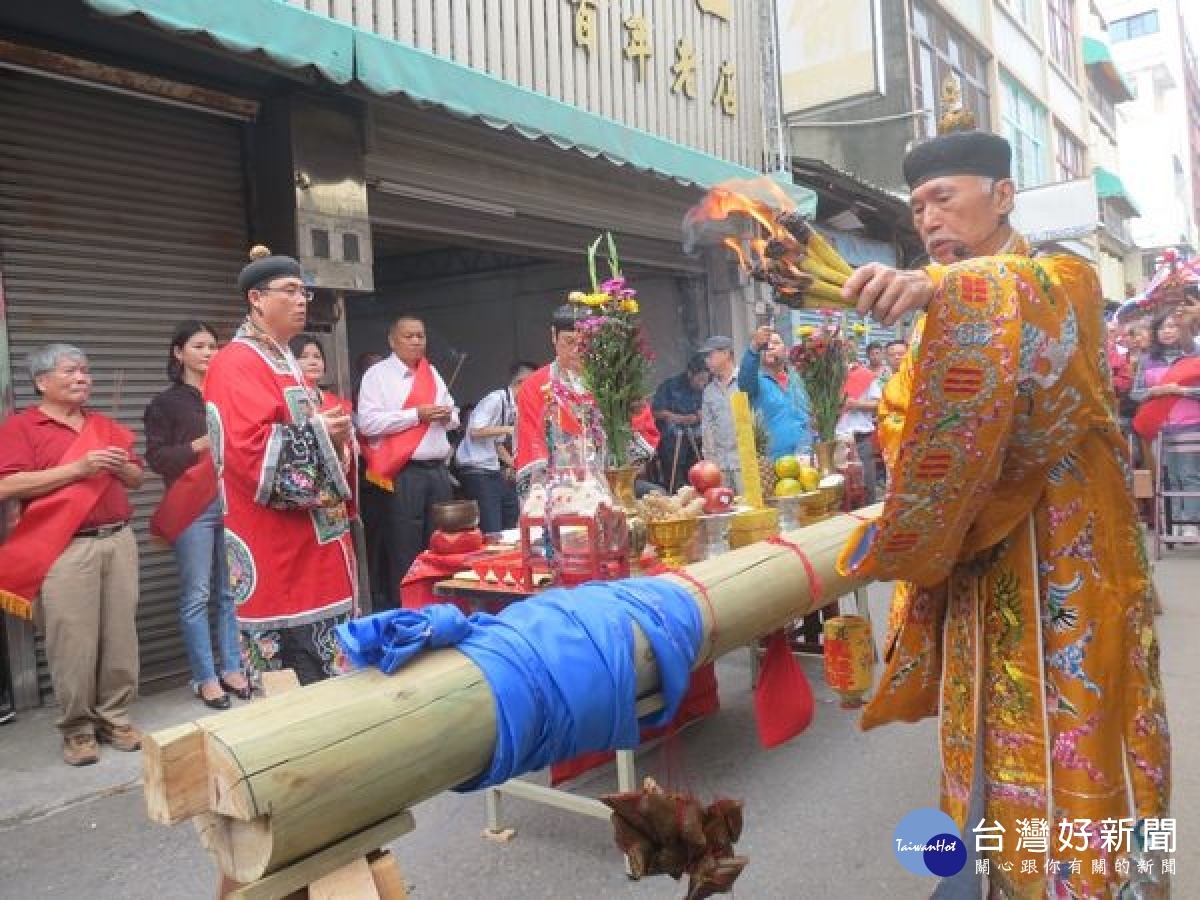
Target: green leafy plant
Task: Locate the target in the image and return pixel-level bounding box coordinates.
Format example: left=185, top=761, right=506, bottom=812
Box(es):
left=569, top=233, right=654, bottom=467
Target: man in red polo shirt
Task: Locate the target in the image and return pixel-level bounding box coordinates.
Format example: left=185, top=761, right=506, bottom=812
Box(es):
left=0, top=343, right=145, bottom=766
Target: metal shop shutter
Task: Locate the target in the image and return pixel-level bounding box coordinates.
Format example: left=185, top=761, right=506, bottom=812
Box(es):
left=365, top=101, right=705, bottom=273
left=0, top=71, right=248, bottom=697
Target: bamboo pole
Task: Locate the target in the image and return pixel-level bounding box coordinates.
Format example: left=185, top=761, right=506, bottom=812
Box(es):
left=144, top=505, right=881, bottom=882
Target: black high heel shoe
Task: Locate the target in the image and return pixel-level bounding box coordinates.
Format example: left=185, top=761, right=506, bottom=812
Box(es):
left=219, top=674, right=253, bottom=701
left=193, top=683, right=231, bottom=710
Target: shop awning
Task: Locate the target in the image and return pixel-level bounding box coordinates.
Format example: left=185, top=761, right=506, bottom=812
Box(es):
left=1083, top=36, right=1135, bottom=102
left=1094, top=166, right=1140, bottom=217
left=83, top=0, right=816, bottom=214
left=356, top=30, right=814, bottom=210
left=83, top=0, right=355, bottom=84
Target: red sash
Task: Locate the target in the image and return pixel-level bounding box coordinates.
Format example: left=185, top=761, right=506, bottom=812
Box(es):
left=844, top=365, right=876, bottom=402
left=0, top=415, right=133, bottom=620
left=149, top=454, right=216, bottom=545
left=1133, top=356, right=1200, bottom=440
left=362, top=357, right=436, bottom=490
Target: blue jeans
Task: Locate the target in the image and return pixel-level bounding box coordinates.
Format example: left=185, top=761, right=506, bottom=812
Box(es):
left=174, top=500, right=240, bottom=688
left=1163, top=430, right=1200, bottom=522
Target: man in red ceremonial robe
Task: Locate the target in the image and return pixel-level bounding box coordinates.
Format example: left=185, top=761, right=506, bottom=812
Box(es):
left=0, top=343, right=145, bottom=766
left=204, top=248, right=357, bottom=686
left=357, top=316, right=458, bottom=605
left=515, top=304, right=659, bottom=494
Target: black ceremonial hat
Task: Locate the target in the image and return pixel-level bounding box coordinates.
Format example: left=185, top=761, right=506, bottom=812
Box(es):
left=237, top=245, right=304, bottom=294
left=902, top=130, right=1013, bottom=190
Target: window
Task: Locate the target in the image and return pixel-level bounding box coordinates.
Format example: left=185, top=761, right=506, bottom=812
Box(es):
left=1006, top=0, right=1037, bottom=33
left=1002, top=75, right=1048, bottom=186
left=1054, top=124, right=1085, bottom=181
left=1047, top=0, right=1076, bottom=73
left=1110, top=10, right=1160, bottom=43
left=910, top=1, right=991, bottom=140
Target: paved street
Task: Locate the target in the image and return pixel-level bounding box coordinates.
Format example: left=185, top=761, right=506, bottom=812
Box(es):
left=2, top=549, right=1196, bottom=900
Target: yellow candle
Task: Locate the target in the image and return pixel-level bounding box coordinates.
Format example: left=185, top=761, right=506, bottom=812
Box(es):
left=730, top=391, right=763, bottom=509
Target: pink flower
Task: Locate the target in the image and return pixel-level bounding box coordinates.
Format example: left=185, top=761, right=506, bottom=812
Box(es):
left=600, top=276, right=626, bottom=294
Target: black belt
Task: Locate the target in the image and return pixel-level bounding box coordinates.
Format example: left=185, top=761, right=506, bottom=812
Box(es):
left=75, top=521, right=129, bottom=539
left=408, top=459, right=447, bottom=469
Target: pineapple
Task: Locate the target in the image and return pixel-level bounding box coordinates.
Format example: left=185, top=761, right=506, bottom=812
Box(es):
left=752, top=412, right=777, bottom=497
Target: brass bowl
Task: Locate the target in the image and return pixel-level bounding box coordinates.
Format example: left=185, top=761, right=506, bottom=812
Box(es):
left=797, top=490, right=825, bottom=521
left=431, top=499, right=481, bottom=533
left=645, top=517, right=700, bottom=566
left=817, top=482, right=844, bottom=518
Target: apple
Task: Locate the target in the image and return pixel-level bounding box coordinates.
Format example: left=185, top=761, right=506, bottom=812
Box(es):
left=703, top=486, right=735, bottom=514
left=688, top=460, right=723, bottom=493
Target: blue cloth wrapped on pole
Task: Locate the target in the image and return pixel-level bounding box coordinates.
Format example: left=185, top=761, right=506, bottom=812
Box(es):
left=334, top=577, right=703, bottom=791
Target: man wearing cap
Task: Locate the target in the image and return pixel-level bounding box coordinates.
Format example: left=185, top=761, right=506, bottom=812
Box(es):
left=699, top=335, right=743, bottom=494
left=838, top=126, right=1169, bottom=896
left=203, top=247, right=357, bottom=686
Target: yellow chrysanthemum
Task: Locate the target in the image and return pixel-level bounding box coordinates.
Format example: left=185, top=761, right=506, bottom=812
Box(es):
left=568, top=291, right=588, bottom=305
left=795, top=325, right=816, bottom=338
left=582, top=292, right=608, bottom=307
left=620, top=299, right=639, bottom=314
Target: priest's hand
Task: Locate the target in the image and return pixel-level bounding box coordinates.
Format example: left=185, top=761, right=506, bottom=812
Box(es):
left=844, top=264, right=936, bottom=326
left=320, top=410, right=353, bottom=447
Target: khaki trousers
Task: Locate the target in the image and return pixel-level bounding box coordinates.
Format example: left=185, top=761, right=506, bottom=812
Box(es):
left=38, top=526, right=139, bottom=737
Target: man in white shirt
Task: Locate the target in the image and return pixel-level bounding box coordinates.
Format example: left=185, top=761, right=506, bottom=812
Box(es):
left=455, top=361, right=535, bottom=534
left=357, top=316, right=458, bottom=604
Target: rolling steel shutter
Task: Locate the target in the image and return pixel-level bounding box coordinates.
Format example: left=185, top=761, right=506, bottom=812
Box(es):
left=0, top=71, right=249, bottom=697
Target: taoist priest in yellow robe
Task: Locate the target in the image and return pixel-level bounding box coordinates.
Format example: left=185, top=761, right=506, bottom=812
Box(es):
left=838, top=120, right=1171, bottom=898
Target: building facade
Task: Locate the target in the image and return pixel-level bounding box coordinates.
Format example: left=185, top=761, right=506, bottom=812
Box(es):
left=0, top=0, right=808, bottom=708
left=1100, top=0, right=1200, bottom=289
left=777, top=0, right=1141, bottom=303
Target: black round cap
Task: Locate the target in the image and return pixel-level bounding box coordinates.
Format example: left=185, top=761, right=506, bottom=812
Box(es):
left=903, top=131, right=1012, bottom=190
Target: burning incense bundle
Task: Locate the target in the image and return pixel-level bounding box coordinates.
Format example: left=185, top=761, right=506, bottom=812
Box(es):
left=683, top=180, right=857, bottom=310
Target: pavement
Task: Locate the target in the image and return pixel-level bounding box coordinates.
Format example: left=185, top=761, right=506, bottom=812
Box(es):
left=1, top=548, right=1197, bottom=899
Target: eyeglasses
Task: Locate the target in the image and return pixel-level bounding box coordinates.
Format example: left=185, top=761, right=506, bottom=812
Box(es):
left=259, top=285, right=314, bottom=301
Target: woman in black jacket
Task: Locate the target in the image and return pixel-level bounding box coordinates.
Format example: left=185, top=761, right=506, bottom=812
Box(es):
left=143, top=321, right=249, bottom=709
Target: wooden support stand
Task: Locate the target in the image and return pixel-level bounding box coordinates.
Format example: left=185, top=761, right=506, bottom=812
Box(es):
left=196, top=671, right=413, bottom=900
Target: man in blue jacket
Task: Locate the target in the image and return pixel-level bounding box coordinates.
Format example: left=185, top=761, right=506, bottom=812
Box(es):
left=738, top=325, right=811, bottom=459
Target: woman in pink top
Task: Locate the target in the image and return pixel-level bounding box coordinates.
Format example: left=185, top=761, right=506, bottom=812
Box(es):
left=1131, top=309, right=1200, bottom=531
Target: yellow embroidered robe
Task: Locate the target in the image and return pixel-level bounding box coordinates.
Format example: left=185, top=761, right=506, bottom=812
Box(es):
left=838, top=246, right=1170, bottom=898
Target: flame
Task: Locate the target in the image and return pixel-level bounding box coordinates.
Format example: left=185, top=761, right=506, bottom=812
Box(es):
left=686, top=178, right=805, bottom=279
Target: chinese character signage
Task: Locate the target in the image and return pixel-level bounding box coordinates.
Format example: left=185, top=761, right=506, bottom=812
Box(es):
left=565, top=0, right=738, bottom=118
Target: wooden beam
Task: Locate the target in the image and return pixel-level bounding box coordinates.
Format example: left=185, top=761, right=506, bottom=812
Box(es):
left=367, top=851, right=408, bottom=900
left=148, top=507, right=878, bottom=882
left=142, top=723, right=209, bottom=825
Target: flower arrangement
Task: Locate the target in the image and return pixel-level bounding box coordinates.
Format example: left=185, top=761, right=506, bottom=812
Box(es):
left=789, top=315, right=852, bottom=445
left=568, top=234, right=654, bottom=467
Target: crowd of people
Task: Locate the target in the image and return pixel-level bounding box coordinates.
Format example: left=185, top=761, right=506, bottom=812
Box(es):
left=1109, top=288, right=1200, bottom=535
